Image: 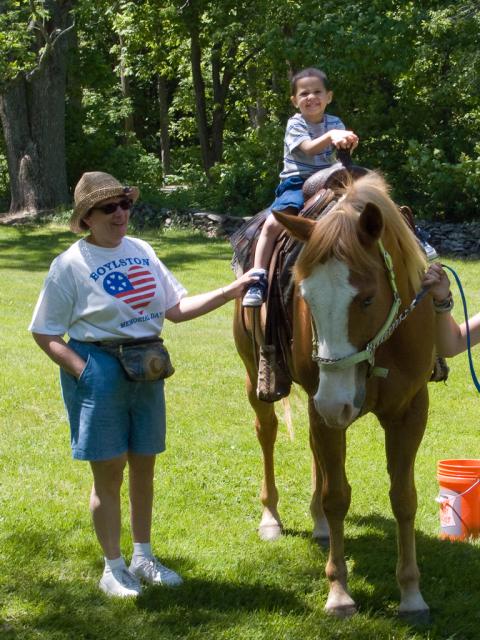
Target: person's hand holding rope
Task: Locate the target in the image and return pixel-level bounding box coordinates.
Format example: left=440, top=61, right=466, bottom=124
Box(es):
left=423, top=263, right=453, bottom=312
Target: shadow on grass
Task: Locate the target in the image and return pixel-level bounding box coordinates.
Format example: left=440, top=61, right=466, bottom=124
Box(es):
left=4, top=515, right=479, bottom=639
left=0, top=227, right=234, bottom=273
left=285, top=512, right=480, bottom=639
left=0, top=227, right=75, bottom=272
left=1, top=530, right=306, bottom=640
left=1, top=576, right=305, bottom=639
left=147, top=233, right=234, bottom=271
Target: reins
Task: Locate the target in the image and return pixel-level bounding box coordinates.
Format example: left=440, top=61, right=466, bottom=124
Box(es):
left=311, top=240, right=428, bottom=378
left=441, top=264, right=480, bottom=393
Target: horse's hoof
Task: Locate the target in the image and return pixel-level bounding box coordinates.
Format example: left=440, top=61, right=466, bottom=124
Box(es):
left=398, top=609, right=430, bottom=626
left=258, top=523, right=282, bottom=541
left=325, top=604, right=357, bottom=619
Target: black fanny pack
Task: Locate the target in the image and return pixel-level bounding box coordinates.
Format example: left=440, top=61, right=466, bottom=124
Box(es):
left=96, top=337, right=175, bottom=381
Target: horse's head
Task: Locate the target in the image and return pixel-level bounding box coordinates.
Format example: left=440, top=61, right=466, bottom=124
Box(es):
left=274, top=172, right=425, bottom=430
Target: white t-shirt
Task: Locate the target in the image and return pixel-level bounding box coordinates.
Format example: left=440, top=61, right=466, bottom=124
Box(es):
left=29, top=236, right=187, bottom=341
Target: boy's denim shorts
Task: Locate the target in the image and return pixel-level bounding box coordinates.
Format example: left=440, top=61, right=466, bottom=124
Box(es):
left=270, top=175, right=306, bottom=213
left=60, top=338, right=166, bottom=461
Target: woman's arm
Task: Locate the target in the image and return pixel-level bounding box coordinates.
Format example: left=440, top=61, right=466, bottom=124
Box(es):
left=32, top=333, right=86, bottom=378
left=165, top=270, right=258, bottom=323
left=423, top=263, right=480, bottom=357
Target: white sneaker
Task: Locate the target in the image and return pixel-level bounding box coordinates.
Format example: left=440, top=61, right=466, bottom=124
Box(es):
left=423, top=240, right=438, bottom=261
left=242, top=283, right=265, bottom=307
left=130, top=556, right=183, bottom=587
left=99, top=565, right=142, bottom=597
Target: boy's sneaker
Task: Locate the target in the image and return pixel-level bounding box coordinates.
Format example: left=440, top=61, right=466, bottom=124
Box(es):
left=99, top=565, right=142, bottom=598
left=130, top=556, right=183, bottom=587
left=421, top=239, right=438, bottom=261
left=415, top=225, right=438, bottom=261
left=243, top=273, right=268, bottom=307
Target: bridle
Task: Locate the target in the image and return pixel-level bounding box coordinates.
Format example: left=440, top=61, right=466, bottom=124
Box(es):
left=310, top=240, right=428, bottom=378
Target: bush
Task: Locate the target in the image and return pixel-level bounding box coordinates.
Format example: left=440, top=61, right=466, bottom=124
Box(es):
left=181, top=123, right=283, bottom=217
left=403, top=141, right=480, bottom=220
left=68, top=137, right=163, bottom=200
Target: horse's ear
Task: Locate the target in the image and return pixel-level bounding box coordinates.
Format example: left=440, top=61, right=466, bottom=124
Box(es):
left=358, top=202, right=383, bottom=245
left=273, top=210, right=315, bottom=242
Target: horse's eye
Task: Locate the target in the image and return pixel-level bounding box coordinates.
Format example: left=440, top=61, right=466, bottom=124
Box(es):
left=362, top=296, right=374, bottom=308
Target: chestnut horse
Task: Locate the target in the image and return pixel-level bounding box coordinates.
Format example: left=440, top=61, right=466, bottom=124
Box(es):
left=233, top=171, right=434, bottom=617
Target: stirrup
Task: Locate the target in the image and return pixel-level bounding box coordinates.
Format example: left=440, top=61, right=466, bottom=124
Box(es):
left=257, top=345, right=291, bottom=402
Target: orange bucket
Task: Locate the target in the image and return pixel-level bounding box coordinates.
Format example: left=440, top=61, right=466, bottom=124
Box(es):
left=436, top=459, right=480, bottom=540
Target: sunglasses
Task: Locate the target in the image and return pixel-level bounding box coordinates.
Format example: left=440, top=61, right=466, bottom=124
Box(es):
left=94, top=198, right=133, bottom=215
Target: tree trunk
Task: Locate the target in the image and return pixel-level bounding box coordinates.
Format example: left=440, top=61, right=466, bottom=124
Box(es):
left=189, top=24, right=214, bottom=173
left=118, top=33, right=135, bottom=141
left=157, top=74, right=171, bottom=175
left=0, top=1, right=73, bottom=214
left=211, top=43, right=236, bottom=165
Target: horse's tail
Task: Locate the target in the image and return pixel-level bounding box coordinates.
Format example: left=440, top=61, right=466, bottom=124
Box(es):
left=281, top=397, right=295, bottom=441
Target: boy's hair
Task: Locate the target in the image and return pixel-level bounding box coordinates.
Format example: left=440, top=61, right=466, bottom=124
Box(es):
left=290, top=68, right=330, bottom=94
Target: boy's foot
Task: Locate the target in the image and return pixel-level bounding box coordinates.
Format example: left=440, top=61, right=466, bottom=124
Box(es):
left=415, top=226, right=438, bottom=261
left=243, top=271, right=268, bottom=307
left=421, top=240, right=438, bottom=261
left=130, top=556, right=183, bottom=587
left=99, top=565, right=142, bottom=598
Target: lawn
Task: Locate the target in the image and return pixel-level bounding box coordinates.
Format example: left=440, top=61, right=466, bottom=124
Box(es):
left=0, top=224, right=479, bottom=640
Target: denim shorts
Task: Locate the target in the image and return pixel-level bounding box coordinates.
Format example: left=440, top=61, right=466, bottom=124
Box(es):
left=270, top=175, right=306, bottom=213
left=60, top=339, right=166, bottom=461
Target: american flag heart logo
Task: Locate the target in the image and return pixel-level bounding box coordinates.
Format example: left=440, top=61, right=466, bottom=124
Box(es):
left=103, top=265, right=156, bottom=314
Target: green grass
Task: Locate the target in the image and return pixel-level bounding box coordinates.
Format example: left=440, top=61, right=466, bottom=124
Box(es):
left=1, top=224, right=480, bottom=639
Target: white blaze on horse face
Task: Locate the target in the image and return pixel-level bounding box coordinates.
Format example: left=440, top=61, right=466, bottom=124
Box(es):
left=300, top=258, right=362, bottom=429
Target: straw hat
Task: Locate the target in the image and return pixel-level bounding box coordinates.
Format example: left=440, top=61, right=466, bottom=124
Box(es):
left=70, top=171, right=139, bottom=233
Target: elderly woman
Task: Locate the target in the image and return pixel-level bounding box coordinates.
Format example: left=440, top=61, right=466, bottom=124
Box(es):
left=29, top=171, right=257, bottom=598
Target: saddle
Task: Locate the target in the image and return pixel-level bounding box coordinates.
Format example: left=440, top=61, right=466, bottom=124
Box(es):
left=230, top=156, right=447, bottom=402
left=231, top=156, right=368, bottom=402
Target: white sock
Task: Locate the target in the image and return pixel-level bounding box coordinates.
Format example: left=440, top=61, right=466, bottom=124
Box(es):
left=104, top=556, right=126, bottom=571
left=132, top=542, right=152, bottom=560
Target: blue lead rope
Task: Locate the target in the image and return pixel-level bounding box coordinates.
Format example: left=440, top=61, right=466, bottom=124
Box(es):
left=441, top=264, right=480, bottom=394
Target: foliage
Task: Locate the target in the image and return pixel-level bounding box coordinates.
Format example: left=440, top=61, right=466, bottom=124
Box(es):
left=184, top=122, right=283, bottom=216
left=2, top=225, right=480, bottom=638
left=0, top=0, right=478, bottom=218
left=0, top=0, right=39, bottom=87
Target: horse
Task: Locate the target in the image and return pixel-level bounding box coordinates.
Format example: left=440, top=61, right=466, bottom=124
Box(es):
left=233, top=170, right=435, bottom=617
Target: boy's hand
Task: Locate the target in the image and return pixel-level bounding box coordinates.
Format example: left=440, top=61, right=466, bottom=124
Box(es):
left=330, top=129, right=359, bottom=151
left=422, top=263, right=451, bottom=301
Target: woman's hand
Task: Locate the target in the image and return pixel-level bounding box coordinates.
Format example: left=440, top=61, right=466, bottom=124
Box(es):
left=221, top=268, right=261, bottom=300
left=165, top=269, right=262, bottom=322
left=32, top=333, right=87, bottom=378
left=422, top=263, right=451, bottom=301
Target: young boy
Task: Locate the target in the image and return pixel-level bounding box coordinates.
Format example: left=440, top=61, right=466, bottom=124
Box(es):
left=243, top=67, right=358, bottom=306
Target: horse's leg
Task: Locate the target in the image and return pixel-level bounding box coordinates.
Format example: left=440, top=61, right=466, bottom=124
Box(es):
left=310, top=446, right=329, bottom=542
left=382, top=387, right=429, bottom=617
left=246, top=371, right=283, bottom=541
left=309, top=399, right=356, bottom=616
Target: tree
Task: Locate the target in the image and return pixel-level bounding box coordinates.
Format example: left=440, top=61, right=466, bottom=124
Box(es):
left=173, top=0, right=269, bottom=174
left=0, top=0, right=74, bottom=214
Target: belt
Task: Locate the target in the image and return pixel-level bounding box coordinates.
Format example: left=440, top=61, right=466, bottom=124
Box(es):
left=91, top=336, right=161, bottom=348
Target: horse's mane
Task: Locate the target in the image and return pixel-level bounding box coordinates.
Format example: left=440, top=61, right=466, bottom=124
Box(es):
left=295, top=171, right=426, bottom=291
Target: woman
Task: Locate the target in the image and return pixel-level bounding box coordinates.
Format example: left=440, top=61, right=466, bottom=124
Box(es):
left=423, top=262, right=480, bottom=356
left=29, top=171, right=258, bottom=598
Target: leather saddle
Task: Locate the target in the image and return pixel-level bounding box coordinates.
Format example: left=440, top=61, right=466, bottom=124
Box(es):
left=230, top=154, right=447, bottom=400
left=230, top=155, right=368, bottom=400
